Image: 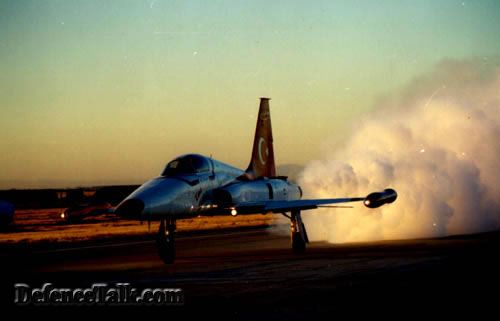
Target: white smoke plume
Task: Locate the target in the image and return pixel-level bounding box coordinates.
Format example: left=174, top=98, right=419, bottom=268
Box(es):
left=299, top=58, right=500, bottom=243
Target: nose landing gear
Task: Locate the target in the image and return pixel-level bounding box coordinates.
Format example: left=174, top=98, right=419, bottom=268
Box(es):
left=157, top=217, right=176, bottom=264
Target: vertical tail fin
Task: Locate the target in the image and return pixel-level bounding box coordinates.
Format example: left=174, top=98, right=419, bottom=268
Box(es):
left=245, top=98, right=276, bottom=179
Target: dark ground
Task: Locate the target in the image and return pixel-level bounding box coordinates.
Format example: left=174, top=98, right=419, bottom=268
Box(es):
left=1, top=227, right=499, bottom=319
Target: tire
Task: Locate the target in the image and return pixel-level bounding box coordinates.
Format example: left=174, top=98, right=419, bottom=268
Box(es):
left=292, top=232, right=306, bottom=253
left=157, top=223, right=176, bottom=264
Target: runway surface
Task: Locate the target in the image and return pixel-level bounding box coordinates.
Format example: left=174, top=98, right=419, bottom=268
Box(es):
left=2, top=227, right=500, bottom=318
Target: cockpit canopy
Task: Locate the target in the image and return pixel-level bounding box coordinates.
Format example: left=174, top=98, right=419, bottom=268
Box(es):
left=161, top=154, right=211, bottom=176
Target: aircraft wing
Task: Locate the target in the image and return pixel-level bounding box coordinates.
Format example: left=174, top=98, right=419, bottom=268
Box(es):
left=228, top=188, right=398, bottom=215
left=231, top=197, right=364, bottom=214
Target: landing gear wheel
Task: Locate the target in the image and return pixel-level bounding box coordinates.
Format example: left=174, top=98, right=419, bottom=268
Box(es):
left=290, top=210, right=308, bottom=254
left=157, top=218, right=176, bottom=264
left=292, top=231, right=306, bottom=253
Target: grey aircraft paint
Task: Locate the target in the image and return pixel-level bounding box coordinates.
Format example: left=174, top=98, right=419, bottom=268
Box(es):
left=115, top=98, right=397, bottom=263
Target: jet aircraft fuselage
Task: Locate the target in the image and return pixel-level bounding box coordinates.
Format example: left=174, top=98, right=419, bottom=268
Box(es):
left=117, top=154, right=301, bottom=220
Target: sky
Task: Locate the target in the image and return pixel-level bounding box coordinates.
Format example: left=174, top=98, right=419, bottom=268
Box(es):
left=1, top=0, right=500, bottom=188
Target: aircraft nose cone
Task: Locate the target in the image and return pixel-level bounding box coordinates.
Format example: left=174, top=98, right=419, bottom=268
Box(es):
left=115, top=198, right=144, bottom=219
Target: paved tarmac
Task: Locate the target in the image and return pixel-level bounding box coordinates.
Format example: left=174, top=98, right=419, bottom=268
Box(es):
left=2, top=227, right=499, bottom=319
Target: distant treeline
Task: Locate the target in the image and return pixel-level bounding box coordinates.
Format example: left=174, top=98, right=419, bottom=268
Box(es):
left=0, top=185, right=140, bottom=209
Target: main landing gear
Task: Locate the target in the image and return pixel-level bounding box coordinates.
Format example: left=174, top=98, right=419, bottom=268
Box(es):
left=157, top=217, right=176, bottom=264
left=290, top=210, right=309, bottom=253
left=157, top=210, right=309, bottom=264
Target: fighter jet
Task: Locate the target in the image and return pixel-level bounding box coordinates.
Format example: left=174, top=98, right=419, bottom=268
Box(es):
left=115, top=98, right=397, bottom=264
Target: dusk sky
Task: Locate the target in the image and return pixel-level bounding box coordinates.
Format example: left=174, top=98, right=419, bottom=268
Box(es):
left=1, top=0, right=500, bottom=188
